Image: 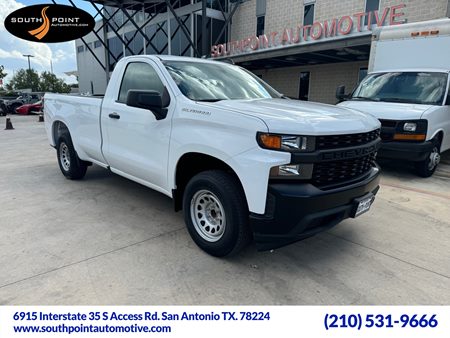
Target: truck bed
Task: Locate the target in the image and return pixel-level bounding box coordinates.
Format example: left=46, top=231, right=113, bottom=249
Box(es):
left=44, top=92, right=105, bottom=166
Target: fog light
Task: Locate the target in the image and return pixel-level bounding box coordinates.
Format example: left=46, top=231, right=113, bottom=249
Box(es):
left=279, top=165, right=300, bottom=176
left=270, top=164, right=314, bottom=179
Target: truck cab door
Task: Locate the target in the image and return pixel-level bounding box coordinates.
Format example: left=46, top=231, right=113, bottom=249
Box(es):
left=101, top=61, right=173, bottom=194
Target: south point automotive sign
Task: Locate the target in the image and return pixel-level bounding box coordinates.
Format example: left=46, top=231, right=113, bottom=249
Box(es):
left=5, top=4, right=94, bottom=43
left=211, top=3, right=407, bottom=58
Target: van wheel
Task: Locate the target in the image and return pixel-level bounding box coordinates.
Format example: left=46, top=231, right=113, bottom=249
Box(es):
left=182, top=170, right=251, bottom=257
left=415, top=138, right=441, bottom=178
left=56, top=133, right=87, bottom=180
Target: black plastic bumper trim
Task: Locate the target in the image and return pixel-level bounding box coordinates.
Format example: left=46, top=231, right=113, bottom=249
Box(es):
left=249, top=167, right=380, bottom=251
left=378, top=141, right=433, bottom=161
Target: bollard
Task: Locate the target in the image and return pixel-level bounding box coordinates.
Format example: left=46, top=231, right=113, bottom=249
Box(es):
left=5, top=117, right=14, bottom=130
left=38, top=113, right=44, bottom=122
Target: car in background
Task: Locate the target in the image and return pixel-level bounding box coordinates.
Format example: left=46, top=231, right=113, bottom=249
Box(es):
left=16, top=100, right=43, bottom=115
left=0, top=100, right=7, bottom=116
left=5, top=93, right=41, bottom=114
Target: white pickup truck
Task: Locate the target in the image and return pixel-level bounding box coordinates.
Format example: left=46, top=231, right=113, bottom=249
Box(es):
left=45, top=55, right=381, bottom=257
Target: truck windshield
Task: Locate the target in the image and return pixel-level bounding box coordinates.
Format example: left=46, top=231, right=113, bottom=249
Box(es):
left=352, top=72, right=448, bottom=105
left=163, top=61, right=281, bottom=101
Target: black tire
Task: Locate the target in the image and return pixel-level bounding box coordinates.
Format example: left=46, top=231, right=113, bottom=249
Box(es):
left=414, top=137, right=441, bottom=178
left=182, top=170, right=251, bottom=257
left=56, top=132, right=87, bottom=180
left=10, top=103, right=21, bottom=114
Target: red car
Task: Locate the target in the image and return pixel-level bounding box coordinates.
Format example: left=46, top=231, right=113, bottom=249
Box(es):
left=16, top=100, right=43, bottom=115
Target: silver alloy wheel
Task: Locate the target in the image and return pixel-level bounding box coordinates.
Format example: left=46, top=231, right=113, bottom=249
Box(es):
left=428, top=146, right=441, bottom=170
left=59, top=142, right=71, bottom=171
left=190, top=190, right=226, bottom=242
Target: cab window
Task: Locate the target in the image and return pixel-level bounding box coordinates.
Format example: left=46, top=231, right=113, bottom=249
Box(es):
left=118, top=62, right=165, bottom=103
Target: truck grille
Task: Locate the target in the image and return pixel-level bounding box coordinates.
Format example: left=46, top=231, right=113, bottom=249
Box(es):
left=316, top=129, right=380, bottom=150
left=312, top=152, right=377, bottom=187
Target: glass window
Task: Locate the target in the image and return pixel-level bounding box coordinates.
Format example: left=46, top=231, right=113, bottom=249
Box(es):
left=125, top=30, right=144, bottom=56
left=94, top=40, right=102, bottom=48
left=118, top=63, right=165, bottom=103
left=365, top=0, right=380, bottom=26
left=256, top=0, right=266, bottom=36
left=108, top=36, right=124, bottom=71
left=77, top=45, right=84, bottom=53
left=163, top=61, right=281, bottom=101
left=304, top=4, right=314, bottom=26
left=352, top=72, right=448, bottom=105
left=256, top=16, right=265, bottom=36
left=358, top=68, right=368, bottom=83
left=256, top=0, right=266, bottom=16
left=299, top=72, right=310, bottom=101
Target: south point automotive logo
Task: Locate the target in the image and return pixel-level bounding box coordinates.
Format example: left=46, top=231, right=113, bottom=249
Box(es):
left=4, top=4, right=95, bottom=43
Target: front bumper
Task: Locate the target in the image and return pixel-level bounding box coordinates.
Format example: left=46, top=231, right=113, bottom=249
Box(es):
left=378, top=141, right=433, bottom=162
left=250, top=167, right=380, bottom=251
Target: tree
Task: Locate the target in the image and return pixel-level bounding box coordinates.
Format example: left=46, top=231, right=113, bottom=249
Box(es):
left=0, top=65, right=7, bottom=81
left=39, top=71, right=71, bottom=93
left=5, top=69, right=71, bottom=93
left=6, top=69, right=40, bottom=91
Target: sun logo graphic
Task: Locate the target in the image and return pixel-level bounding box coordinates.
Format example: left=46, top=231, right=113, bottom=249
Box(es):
left=28, top=6, right=50, bottom=40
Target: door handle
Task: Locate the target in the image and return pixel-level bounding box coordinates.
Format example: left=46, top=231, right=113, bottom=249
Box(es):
left=109, top=112, right=120, bottom=119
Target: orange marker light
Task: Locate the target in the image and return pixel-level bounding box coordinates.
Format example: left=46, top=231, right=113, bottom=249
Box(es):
left=393, top=134, right=426, bottom=141
left=259, top=134, right=282, bottom=149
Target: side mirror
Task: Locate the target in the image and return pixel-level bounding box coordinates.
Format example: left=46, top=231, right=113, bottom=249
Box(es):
left=126, top=90, right=167, bottom=120
left=336, top=85, right=347, bottom=102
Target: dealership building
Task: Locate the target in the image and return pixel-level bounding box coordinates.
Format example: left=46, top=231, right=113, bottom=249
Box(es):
left=76, top=0, right=450, bottom=103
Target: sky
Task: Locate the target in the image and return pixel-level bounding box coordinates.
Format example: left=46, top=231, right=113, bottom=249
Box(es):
left=0, top=0, right=101, bottom=86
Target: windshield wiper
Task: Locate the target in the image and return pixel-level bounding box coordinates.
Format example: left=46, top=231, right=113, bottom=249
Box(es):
left=378, top=97, right=423, bottom=104
left=195, top=99, right=224, bottom=102
left=351, top=96, right=380, bottom=102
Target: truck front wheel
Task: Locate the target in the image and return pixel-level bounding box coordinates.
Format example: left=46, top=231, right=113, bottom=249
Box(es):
left=414, top=137, right=441, bottom=177
left=56, top=133, right=87, bottom=180
left=182, top=170, right=251, bottom=257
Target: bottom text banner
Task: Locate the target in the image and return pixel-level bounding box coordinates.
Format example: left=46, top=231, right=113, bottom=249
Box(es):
left=1, top=306, right=449, bottom=337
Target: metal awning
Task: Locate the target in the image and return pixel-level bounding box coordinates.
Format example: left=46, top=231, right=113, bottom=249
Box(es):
left=226, top=35, right=372, bottom=70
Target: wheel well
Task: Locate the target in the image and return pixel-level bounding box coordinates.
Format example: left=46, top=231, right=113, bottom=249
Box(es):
left=435, top=131, right=444, bottom=145
left=173, top=153, right=243, bottom=211
left=52, top=121, right=69, bottom=145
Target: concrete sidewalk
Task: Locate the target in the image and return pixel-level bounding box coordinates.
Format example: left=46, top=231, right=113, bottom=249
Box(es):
left=0, top=115, right=449, bottom=305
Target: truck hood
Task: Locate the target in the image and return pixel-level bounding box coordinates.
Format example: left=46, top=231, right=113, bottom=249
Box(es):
left=338, top=100, right=433, bottom=120
left=209, top=98, right=380, bottom=135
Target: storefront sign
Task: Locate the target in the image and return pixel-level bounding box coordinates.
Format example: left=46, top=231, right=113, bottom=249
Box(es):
left=211, top=4, right=406, bottom=58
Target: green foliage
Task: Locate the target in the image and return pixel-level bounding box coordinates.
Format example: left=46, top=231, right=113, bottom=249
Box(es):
left=5, top=69, right=40, bottom=91
left=39, top=71, right=71, bottom=93
left=0, top=65, right=7, bottom=80
left=5, top=68, right=72, bottom=93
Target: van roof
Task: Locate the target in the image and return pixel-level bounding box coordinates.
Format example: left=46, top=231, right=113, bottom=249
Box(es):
left=370, top=68, right=450, bottom=74
left=374, top=18, right=450, bottom=41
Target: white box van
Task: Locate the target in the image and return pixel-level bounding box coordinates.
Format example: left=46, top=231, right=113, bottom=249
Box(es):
left=337, top=19, right=450, bottom=177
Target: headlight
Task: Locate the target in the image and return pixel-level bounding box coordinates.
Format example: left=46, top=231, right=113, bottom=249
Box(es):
left=393, top=120, right=427, bottom=142
left=257, top=133, right=315, bottom=152
left=403, top=122, right=417, bottom=132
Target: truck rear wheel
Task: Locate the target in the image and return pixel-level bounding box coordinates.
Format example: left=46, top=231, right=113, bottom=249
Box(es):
left=182, top=170, right=250, bottom=257
left=414, top=137, right=441, bottom=178
left=56, top=133, right=87, bottom=180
